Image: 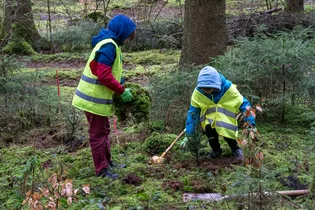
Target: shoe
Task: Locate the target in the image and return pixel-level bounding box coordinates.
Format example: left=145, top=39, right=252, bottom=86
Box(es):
left=233, top=148, right=243, bottom=160
left=209, top=149, right=222, bottom=159
left=109, top=161, right=126, bottom=169
left=97, top=168, right=119, bottom=179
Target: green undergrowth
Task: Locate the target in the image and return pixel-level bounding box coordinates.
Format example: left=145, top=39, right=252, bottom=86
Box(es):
left=124, top=49, right=180, bottom=65
left=32, top=1, right=82, bottom=14
left=25, top=67, right=81, bottom=79
left=30, top=52, right=88, bottom=63
left=123, top=63, right=178, bottom=80
left=1, top=123, right=314, bottom=209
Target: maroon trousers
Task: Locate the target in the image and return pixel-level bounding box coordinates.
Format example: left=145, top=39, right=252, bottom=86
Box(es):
left=85, top=111, right=111, bottom=174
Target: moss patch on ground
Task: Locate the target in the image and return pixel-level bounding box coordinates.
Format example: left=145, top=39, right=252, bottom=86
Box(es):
left=1, top=123, right=314, bottom=209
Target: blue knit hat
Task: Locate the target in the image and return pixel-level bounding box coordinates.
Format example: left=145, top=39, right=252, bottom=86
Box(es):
left=197, top=66, right=222, bottom=91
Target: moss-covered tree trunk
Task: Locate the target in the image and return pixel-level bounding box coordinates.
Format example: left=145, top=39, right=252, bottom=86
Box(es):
left=285, top=0, right=304, bottom=13
left=180, top=0, right=227, bottom=66
left=4, top=0, right=41, bottom=47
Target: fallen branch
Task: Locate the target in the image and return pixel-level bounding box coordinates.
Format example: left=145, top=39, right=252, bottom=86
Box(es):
left=263, top=7, right=282, bottom=14
left=183, top=190, right=309, bottom=202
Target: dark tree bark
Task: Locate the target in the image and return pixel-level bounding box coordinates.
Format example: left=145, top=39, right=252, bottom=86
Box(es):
left=180, top=0, right=227, bottom=66
left=0, top=1, right=4, bottom=42
left=285, top=0, right=304, bottom=13
left=4, top=0, right=41, bottom=46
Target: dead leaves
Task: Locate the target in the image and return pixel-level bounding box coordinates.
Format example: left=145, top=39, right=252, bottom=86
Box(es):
left=22, top=173, right=90, bottom=210
left=238, top=103, right=264, bottom=168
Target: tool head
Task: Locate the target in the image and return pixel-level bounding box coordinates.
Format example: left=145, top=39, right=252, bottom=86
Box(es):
left=150, top=155, right=164, bottom=164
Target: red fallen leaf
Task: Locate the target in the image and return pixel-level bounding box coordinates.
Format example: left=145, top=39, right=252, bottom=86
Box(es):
left=250, top=131, right=255, bottom=139
left=236, top=113, right=242, bottom=120
left=245, top=106, right=251, bottom=117
left=32, top=192, right=43, bottom=200
left=26, top=190, right=32, bottom=198
left=82, top=184, right=90, bottom=194
left=256, top=104, right=263, bottom=112
left=50, top=173, right=58, bottom=190
left=22, top=197, right=29, bottom=206
left=255, top=152, right=264, bottom=160
left=67, top=197, right=72, bottom=205
left=239, top=139, right=247, bottom=145
left=46, top=201, right=56, bottom=209
left=39, top=188, right=50, bottom=197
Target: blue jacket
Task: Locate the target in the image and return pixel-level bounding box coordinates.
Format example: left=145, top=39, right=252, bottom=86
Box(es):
left=185, top=72, right=255, bottom=135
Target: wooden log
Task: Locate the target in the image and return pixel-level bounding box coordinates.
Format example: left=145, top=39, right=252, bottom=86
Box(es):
left=263, top=7, right=282, bottom=14
left=183, top=190, right=309, bottom=202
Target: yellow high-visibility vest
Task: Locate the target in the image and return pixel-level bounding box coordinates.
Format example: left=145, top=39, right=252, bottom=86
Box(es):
left=72, top=39, right=122, bottom=116
left=191, top=85, right=243, bottom=139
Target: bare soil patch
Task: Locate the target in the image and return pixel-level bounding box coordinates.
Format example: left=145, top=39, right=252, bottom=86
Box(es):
left=24, top=59, right=85, bottom=69
left=122, top=173, right=143, bottom=186
left=173, top=156, right=242, bottom=171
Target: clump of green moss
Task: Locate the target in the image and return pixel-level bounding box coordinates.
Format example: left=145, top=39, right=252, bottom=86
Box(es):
left=2, top=40, right=37, bottom=55
left=2, top=24, right=38, bottom=55
left=143, top=132, right=177, bottom=155
left=150, top=120, right=165, bottom=132
left=113, top=83, right=151, bottom=124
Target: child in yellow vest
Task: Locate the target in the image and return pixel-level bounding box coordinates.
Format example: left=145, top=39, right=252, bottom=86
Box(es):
left=180, top=66, right=256, bottom=160
left=72, top=15, right=136, bottom=179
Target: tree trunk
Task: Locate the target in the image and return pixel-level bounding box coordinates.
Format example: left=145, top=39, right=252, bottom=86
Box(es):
left=180, top=0, right=227, bottom=66
left=0, top=0, right=5, bottom=41
left=285, top=0, right=304, bottom=13
left=4, top=0, right=41, bottom=46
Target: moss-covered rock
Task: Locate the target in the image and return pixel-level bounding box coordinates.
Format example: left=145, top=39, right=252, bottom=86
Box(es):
left=143, top=132, right=177, bottom=155
left=113, top=83, right=151, bottom=123
left=2, top=40, right=37, bottom=55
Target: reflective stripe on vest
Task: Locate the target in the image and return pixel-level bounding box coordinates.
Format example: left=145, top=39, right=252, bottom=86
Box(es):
left=72, top=38, right=122, bottom=116
left=200, top=107, right=236, bottom=122
left=81, top=74, right=103, bottom=85
left=75, top=89, right=113, bottom=104
left=191, top=84, right=243, bottom=139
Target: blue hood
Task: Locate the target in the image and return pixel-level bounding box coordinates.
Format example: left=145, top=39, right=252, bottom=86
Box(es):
left=197, top=66, right=222, bottom=91
left=92, top=15, right=136, bottom=47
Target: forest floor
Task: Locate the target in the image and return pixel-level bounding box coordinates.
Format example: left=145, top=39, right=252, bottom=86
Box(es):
left=1, top=50, right=314, bottom=209
left=1, top=1, right=315, bottom=209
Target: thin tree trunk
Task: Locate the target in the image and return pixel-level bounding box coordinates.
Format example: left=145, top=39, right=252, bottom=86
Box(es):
left=47, top=0, right=53, bottom=52
left=102, top=0, right=111, bottom=27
